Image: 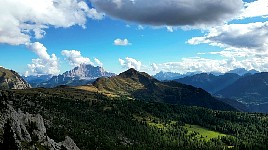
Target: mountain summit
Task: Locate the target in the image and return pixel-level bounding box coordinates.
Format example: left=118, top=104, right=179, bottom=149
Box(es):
left=64, top=64, right=115, bottom=80
left=0, top=67, right=31, bottom=90
left=93, top=68, right=235, bottom=111
left=38, top=64, right=115, bottom=88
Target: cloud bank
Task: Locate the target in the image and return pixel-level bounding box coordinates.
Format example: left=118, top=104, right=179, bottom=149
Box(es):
left=61, top=50, right=93, bottom=67
left=119, top=57, right=142, bottom=71
left=0, top=0, right=104, bottom=45
left=91, top=0, right=243, bottom=26
left=26, top=42, right=60, bottom=75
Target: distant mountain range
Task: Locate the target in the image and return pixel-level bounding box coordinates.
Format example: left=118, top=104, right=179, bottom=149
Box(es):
left=25, top=64, right=116, bottom=88
left=226, top=68, right=259, bottom=76
left=154, top=68, right=259, bottom=81
left=175, top=73, right=241, bottom=94
left=23, top=74, right=53, bottom=87
left=174, top=71, right=268, bottom=113
left=153, top=71, right=200, bottom=81
left=216, top=73, right=268, bottom=108
left=0, top=67, right=31, bottom=90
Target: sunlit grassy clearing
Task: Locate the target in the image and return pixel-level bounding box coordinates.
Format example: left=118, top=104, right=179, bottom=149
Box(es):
left=184, top=124, right=226, bottom=141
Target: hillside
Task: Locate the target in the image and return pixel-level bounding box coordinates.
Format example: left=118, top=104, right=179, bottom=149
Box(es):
left=0, top=67, right=31, bottom=90
left=175, top=73, right=240, bottom=94
left=92, top=68, right=236, bottom=111
left=215, top=73, right=268, bottom=113
left=0, top=87, right=267, bottom=149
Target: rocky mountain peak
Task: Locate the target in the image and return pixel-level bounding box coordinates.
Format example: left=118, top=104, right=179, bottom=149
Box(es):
left=63, top=64, right=115, bottom=80
left=0, top=67, right=31, bottom=90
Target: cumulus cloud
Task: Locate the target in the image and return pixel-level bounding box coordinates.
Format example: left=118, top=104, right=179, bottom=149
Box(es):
left=91, top=0, right=243, bottom=26
left=26, top=42, right=60, bottom=75
left=240, top=0, right=268, bottom=19
left=188, top=22, right=268, bottom=52
left=119, top=57, right=142, bottom=71
left=0, top=0, right=104, bottom=45
left=94, top=58, right=103, bottom=67
left=61, top=50, right=93, bottom=67
left=157, top=55, right=268, bottom=74
left=114, top=38, right=131, bottom=46
left=151, top=63, right=158, bottom=72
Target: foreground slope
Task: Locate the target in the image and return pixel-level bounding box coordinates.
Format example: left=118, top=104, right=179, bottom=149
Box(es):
left=0, top=67, right=31, bottom=90
left=0, top=88, right=267, bottom=150
left=93, top=68, right=236, bottom=111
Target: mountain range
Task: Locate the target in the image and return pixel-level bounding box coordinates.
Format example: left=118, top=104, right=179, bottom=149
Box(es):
left=154, top=68, right=259, bottom=81
left=174, top=72, right=268, bottom=113
left=175, top=73, right=241, bottom=94
left=1, top=67, right=268, bottom=149
left=25, top=64, right=116, bottom=88
left=90, top=68, right=235, bottom=111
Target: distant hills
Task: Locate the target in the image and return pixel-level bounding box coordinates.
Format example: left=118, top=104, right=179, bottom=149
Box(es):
left=174, top=71, right=268, bottom=113
left=215, top=73, right=268, bottom=113
left=0, top=67, right=31, bottom=90
left=175, top=73, right=241, bottom=94
left=227, top=68, right=259, bottom=76
left=92, top=68, right=236, bottom=111
left=153, top=71, right=200, bottom=81
left=154, top=68, right=259, bottom=81
left=27, top=64, right=115, bottom=88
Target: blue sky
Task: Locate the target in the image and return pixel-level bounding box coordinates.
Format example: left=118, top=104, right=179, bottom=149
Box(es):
left=0, top=0, right=268, bottom=75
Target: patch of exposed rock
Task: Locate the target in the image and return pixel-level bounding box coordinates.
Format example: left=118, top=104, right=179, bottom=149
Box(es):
left=0, top=101, right=79, bottom=150
left=0, top=67, right=31, bottom=90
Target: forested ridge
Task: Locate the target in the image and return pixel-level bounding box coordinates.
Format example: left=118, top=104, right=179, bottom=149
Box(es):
left=0, top=88, right=267, bottom=150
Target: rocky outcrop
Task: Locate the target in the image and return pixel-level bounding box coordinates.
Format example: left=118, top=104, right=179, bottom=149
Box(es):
left=0, top=67, right=31, bottom=90
left=0, top=101, right=79, bottom=150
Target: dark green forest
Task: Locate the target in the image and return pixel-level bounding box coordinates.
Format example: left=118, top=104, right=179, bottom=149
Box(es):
left=1, top=88, right=267, bottom=150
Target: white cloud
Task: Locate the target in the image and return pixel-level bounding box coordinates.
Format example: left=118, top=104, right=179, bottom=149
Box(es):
left=92, top=0, right=243, bottom=26
left=94, top=58, right=103, bottom=67
left=188, top=22, right=268, bottom=54
left=0, top=0, right=104, bottom=45
left=240, top=0, right=268, bottom=19
left=151, top=63, right=158, bottom=72
left=166, top=26, right=174, bottom=32
left=26, top=42, right=60, bottom=75
left=137, top=25, right=144, bottom=30
left=114, top=38, right=131, bottom=46
left=61, top=50, right=93, bottom=67
left=119, top=57, right=142, bottom=71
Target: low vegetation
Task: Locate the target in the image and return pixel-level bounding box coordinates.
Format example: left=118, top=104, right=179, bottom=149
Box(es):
left=0, top=87, right=267, bottom=149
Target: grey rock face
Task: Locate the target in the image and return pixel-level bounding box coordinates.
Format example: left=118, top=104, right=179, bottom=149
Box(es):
left=0, top=67, right=31, bottom=90
left=0, top=101, right=79, bottom=150
left=63, top=64, right=115, bottom=80
left=39, top=64, right=116, bottom=88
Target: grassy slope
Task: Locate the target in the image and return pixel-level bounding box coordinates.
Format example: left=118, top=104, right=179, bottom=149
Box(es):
left=184, top=124, right=226, bottom=141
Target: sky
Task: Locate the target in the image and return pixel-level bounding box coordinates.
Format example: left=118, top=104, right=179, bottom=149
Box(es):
left=0, top=0, right=268, bottom=76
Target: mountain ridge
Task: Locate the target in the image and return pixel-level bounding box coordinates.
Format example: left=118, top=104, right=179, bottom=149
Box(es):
left=0, top=67, right=31, bottom=90
left=92, top=68, right=236, bottom=111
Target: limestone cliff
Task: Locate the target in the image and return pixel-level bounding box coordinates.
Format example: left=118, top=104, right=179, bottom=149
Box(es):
left=0, top=67, right=31, bottom=90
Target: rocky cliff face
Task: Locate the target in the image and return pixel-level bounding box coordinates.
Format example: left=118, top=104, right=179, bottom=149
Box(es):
left=39, top=64, right=116, bottom=88
left=0, top=67, right=31, bottom=90
left=0, top=100, right=79, bottom=150
left=63, top=64, right=115, bottom=80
